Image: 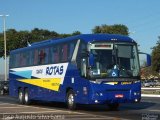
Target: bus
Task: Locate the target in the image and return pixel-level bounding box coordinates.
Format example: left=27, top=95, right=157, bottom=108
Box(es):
left=9, top=34, right=149, bottom=110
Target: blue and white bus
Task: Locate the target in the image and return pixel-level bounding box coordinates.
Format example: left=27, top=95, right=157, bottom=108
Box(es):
left=9, top=34, right=146, bottom=110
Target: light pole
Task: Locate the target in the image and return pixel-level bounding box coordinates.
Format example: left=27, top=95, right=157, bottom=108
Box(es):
left=0, top=15, right=9, bottom=81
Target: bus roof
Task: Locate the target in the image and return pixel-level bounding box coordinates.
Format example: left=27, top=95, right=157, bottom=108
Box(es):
left=10, top=34, right=135, bottom=54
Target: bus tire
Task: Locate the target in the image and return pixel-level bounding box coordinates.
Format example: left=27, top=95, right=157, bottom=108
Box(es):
left=67, top=90, right=76, bottom=110
left=18, top=88, right=24, bottom=104
left=108, top=103, right=119, bottom=111
left=24, top=88, right=31, bottom=105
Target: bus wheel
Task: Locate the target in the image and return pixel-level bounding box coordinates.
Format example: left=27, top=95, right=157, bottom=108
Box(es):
left=67, top=90, right=76, bottom=110
left=18, top=88, right=24, bottom=104
left=108, top=103, right=119, bottom=111
left=24, top=89, right=31, bottom=105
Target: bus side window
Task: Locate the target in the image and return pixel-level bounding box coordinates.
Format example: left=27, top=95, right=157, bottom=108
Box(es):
left=30, top=51, right=34, bottom=66
left=77, top=43, right=86, bottom=69
left=26, top=51, right=30, bottom=66
left=54, top=46, right=59, bottom=63
left=15, top=53, right=20, bottom=67
left=34, top=49, right=39, bottom=65
left=50, top=47, right=54, bottom=64
left=68, top=42, right=76, bottom=61
left=10, top=55, right=15, bottom=68
left=19, top=53, right=24, bottom=67
left=61, top=44, right=68, bottom=62
left=23, top=52, right=28, bottom=67
left=50, top=46, right=59, bottom=64
left=38, top=49, right=45, bottom=65
left=45, top=48, right=49, bottom=64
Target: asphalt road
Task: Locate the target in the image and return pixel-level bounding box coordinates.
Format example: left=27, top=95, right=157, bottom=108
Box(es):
left=0, top=96, right=159, bottom=120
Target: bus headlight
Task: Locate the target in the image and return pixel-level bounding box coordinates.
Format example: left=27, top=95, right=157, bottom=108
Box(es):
left=95, top=100, right=99, bottom=103
left=134, top=92, right=140, bottom=96
left=135, top=99, right=138, bottom=102
left=95, top=92, right=103, bottom=96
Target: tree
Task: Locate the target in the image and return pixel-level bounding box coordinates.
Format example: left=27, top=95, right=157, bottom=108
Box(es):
left=92, top=24, right=129, bottom=36
left=72, top=31, right=81, bottom=36
left=141, top=66, right=160, bottom=79
left=30, top=28, right=59, bottom=42
left=0, top=29, right=19, bottom=57
left=152, top=37, right=160, bottom=73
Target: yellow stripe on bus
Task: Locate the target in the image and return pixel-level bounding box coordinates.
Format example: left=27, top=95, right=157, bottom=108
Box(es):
left=18, top=78, right=61, bottom=91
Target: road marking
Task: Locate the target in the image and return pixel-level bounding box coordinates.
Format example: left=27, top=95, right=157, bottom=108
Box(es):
left=142, top=94, right=160, bottom=97
left=0, top=102, right=63, bottom=111
left=149, top=110, right=160, bottom=112
left=0, top=107, right=23, bottom=109
left=142, top=88, right=160, bottom=90
left=0, top=103, right=13, bottom=105
left=0, top=102, right=19, bottom=105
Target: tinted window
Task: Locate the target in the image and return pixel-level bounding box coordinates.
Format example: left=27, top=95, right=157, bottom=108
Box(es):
left=44, top=48, right=49, bottom=64
left=10, top=41, right=77, bottom=68
left=50, top=45, right=60, bottom=64
left=29, top=51, right=34, bottom=66
left=25, top=51, right=30, bottom=66
left=34, top=49, right=38, bottom=65
left=68, top=42, right=76, bottom=61
left=15, top=53, right=20, bottom=67
left=10, top=55, right=14, bottom=68
left=61, top=44, right=68, bottom=62
left=38, top=49, right=45, bottom=65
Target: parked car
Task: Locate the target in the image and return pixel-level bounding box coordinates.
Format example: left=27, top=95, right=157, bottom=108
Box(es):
left=142, top=80, right=157, bottom=87
left=156, top=81, right=160, bottom=86
left=154, top=80, right=160, bottom=86
left=0, top=81, right=9, bottom=95
left=142, top=81, right=151, bottom=87
left=149, top=80, right=157, bottom=87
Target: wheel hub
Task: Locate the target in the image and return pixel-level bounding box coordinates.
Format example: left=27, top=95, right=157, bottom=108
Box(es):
left=68, top=94, right=74, bottom=106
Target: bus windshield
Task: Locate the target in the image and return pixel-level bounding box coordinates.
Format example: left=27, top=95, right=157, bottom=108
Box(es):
left=88, top=43, right=140, bottom=79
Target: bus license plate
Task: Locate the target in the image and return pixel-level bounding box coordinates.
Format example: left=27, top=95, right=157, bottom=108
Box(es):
left=115, top=94, right=124, bottom=98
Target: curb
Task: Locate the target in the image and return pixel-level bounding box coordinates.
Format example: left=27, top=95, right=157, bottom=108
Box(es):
left=141, top=94, right=160, bottom=97
left=141, top=88, right=160, bottom=90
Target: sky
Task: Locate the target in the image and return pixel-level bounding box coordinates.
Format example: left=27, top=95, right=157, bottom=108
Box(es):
left=0, top=0, right=160, bottom=74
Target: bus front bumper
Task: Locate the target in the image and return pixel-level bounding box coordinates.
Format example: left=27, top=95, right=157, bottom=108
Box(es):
left=87, top=83, right=141, bottom=104
left=87, top=91, right=141, bottom=104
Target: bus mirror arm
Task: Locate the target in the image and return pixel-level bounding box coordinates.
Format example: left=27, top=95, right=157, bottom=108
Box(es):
left=138, top=52, right=151, bottom=67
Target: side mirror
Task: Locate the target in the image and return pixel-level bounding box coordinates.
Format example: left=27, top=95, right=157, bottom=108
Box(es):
left=146, top=54, right=151, bottom=66
left=139, top=52, right=151, bottom=67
